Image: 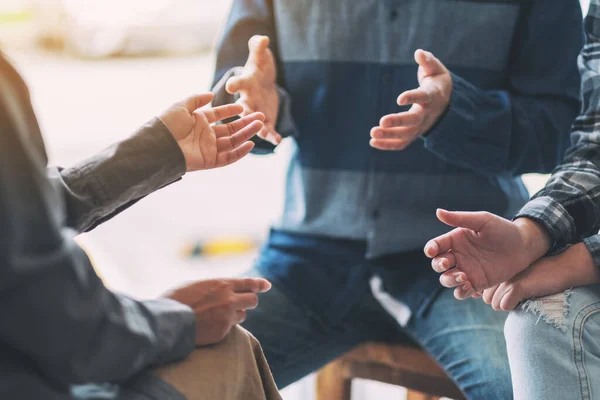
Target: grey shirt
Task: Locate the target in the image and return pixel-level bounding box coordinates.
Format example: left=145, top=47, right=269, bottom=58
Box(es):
left=0, top=53, right=195, bottom=399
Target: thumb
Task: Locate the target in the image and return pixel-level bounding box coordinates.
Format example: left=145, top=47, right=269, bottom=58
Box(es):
left=248, top=35, right=271, bottom=65
left=180, top=93, right=214, bottom=112
left=415, top=49, right=445, bottom=77
left=436, top=209, right=489, bottom=231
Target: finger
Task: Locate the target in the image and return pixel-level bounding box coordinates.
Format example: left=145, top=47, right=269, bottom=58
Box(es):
left=226, top=75, right=251, bottom=94
left=235, top=310, right=247, bottom=324
left=217, top=120, right=263, bottom=151
left=231, top=277, right=272, bottom=294
left=454, top=282, right=475, bottom=300
left=414, top=49, right=446, bottom=77
left=398, top=88, right=432, bottom=106
left=257, top=125, right=282, bottom=145
left=424, top=231, right=454, bottom=258
left=216, top=141, right=255, bottom=167
left=472, top=291, right=483, bottom=299
left=499, top=287, right=520, bottom=311
left=439, top=268, right=467, bottom=288
left=491, top=284, right=510, bottom=311
left=179, top=93, right=214, bottom=112
left=482, top=285, right=499, bottom=304
left=435, top=208, right=491, bottom=231
left=431, top=250, right=457, bottom=273
left=214, top=112, right=265, bottom=138
left=204, top=104, right=244, bottom=124
left=370, top=126, right=420, bottom=140
left=232, top=293, right=259, bottom=310
left=379, top=110, right=424, bottom=129
left=370, top=138, right=412, bottom=151
left=247, top=35, right=271, bottom=67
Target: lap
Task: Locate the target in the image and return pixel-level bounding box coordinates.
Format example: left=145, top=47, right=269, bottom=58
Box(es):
left=72, top=327, right=280, bottom=400
left=400, top=288, right=512, bottom=400
left=505, top=285, right=600, bottom=400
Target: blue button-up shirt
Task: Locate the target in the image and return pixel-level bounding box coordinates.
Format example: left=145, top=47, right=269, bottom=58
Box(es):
left=213, top=0, right=584, bottom=258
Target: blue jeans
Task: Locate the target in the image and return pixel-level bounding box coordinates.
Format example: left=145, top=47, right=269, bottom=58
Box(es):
left=242, top=231, right=512, bottom=399
left=505, top=285, right=600, bottom=400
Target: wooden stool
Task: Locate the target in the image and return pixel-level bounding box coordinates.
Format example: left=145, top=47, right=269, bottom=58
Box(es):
left=316, top=342, right=466, bottom=400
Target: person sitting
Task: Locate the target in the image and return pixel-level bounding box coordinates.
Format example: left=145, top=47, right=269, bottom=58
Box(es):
left=425, top=3, right=600, bottom=398
left=0, top=51, right=280, bottom=400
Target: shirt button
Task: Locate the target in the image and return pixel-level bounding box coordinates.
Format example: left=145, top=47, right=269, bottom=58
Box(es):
left=390, top=9, right=399, bottom=21
left=372, top=209, right=380, bottom=219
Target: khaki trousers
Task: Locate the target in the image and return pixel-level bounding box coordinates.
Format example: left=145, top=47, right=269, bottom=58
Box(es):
left=151, top=326, right=281, bottom=400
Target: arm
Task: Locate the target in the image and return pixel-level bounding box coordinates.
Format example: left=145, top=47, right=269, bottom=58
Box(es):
left=52, top=117, right=186, bottom=233
left=516, top=2, right=600, bottom=255
left=0, top=80, right=195, bottom=386
left=212, top=0, right=297, bottom=154
left=422, top=0, right=583, bottom=176
left=0, top=55, right=265, bottom=385
left=481, top=240, right=600, bottom=311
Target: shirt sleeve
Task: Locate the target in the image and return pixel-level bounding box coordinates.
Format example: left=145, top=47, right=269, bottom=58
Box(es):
left=423, top=0, right=583, bottom=176
left=53, top=117, right=187, bottom=233
left=516, top=2, right=600, bottom=262
left=0, top=54, right=195, bottom=388
left=211, top=0, right=298, bottom=155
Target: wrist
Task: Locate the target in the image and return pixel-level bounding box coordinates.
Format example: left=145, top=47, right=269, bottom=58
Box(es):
left=514, top=217, right=552, bottom=263
left=569, top=242, right=600, bottom=287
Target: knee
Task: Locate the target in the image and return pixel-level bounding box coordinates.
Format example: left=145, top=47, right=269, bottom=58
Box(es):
left=504, top=293, right=570, bottom=357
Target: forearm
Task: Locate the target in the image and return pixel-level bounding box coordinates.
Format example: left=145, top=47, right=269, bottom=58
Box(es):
left=57, top=118, right=186, bottom=232
left=423, top=73, right=578, bottom=176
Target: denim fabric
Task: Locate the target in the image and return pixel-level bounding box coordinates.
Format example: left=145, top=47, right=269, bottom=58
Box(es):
left=505, top=285, right=600, bottom=400
left=242, top=230, right=512, bottom=399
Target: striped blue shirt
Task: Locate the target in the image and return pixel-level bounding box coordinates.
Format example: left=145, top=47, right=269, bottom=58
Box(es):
left=213, top=0, right=584, bottom=258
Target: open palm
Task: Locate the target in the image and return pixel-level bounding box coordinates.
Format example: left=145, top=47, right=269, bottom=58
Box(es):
left=425, top=210, right=540, bottom=299
left=160, top=93, right=265, bottom=171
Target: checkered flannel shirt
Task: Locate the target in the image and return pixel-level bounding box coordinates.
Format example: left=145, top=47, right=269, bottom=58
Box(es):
left=516, top=1, right=600, bottom=265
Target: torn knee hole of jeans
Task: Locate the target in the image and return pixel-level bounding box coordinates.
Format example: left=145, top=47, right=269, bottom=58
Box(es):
left=521, top=290, right=571, bottom=332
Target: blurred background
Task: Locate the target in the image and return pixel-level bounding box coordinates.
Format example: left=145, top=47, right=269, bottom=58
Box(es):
left=0, top=0, right=591, bottom=399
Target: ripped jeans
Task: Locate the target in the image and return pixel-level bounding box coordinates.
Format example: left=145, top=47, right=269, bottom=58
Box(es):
left=504, top=285, right=600, bottom=400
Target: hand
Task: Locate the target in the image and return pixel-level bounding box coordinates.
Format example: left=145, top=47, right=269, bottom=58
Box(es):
left=166, top=278, right=271, bottom=346
left=370, top=50, right=452, bottom=151
left=226, top=35, right=281, bottom=146
left=424, top=209, right=552, bottom=299
left=160, top=92, right=265, bottom=172
left=480, top=242, right=600, bottom=311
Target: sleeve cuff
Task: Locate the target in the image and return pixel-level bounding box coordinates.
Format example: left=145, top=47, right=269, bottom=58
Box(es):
left=514, top=195, right=577, bottom=254
left=142, top=298, right=196, bottom=366
left=421, top=72, right=505, bottom=173
left=583, top=235, right=600, bottom=268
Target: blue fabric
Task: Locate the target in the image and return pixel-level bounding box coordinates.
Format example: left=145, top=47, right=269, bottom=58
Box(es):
left=212, top=0, right=584, bottom=257
left=242, top=230, right=511, bottom=398
left=505, top=285, right=600, bottom=399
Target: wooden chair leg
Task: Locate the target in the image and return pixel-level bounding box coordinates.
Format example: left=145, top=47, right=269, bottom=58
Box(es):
left=407, top=389, right=440, bottom=400
left=316, top=360, right=352, bottom=400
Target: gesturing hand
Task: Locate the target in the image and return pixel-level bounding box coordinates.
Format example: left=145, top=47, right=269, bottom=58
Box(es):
left=166, top=278, right=271, bottom=346
left=160, top=92, right=265, bottom=172
left=371, top=50, right=452, bottom=151
left=226, top=35, right=281, bottom=146
left=424, top=209, right=551, bottom=299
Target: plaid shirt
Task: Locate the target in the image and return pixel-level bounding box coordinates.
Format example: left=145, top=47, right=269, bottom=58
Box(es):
left=516, top=0, right=600, bottom=266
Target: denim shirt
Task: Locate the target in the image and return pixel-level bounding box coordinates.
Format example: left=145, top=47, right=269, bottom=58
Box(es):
left=0, top=54, right=195, bottom=399
left=212, top=0, right=584, bottom=258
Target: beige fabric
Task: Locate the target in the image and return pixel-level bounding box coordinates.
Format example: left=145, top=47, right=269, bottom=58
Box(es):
left=152, top=326, right=281, bottom=400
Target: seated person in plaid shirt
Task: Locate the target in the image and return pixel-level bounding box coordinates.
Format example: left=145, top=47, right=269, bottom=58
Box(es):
left=426, top=3, right=600, bottom=398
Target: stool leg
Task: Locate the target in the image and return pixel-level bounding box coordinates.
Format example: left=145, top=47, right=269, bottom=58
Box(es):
left=316, top=360, right=352, bottom=400
left=406, top=390, right=440, bottom=400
